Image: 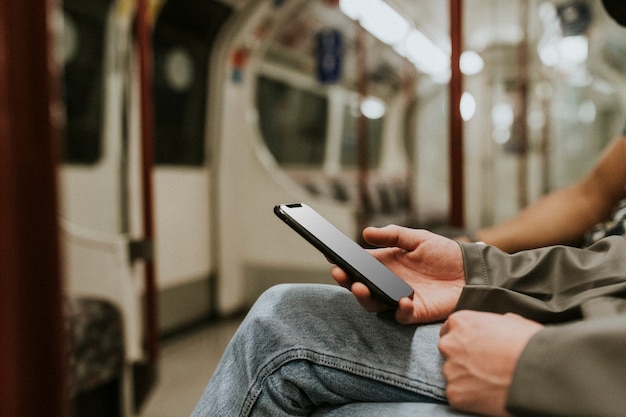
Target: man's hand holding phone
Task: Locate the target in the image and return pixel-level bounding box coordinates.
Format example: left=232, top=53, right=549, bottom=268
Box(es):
left=331, top=225, right=466, bottom=325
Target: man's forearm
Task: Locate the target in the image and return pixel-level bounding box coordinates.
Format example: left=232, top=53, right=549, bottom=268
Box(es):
left=475, top=137, right=626, bottom=253
left=476, top=184, right=608, bottom=252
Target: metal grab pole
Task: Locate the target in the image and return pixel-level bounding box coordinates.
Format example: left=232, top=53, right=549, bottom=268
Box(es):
left=449, top=0, right=465, bottom=228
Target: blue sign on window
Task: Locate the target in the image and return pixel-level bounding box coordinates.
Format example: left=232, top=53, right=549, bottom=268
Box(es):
left=316, top=30, right=342, bottom=84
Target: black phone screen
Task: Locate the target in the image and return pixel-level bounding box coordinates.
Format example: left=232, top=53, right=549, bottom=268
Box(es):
left=274, top=203, right=414, bottom=306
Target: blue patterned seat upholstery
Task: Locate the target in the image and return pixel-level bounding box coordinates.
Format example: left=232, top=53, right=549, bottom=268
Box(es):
left=65, top=297, right=124, bottom=416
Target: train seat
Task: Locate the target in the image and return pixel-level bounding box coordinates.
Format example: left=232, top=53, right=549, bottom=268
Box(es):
left=290, top=172, right=413, bottom=226
left=65, top=297, right=123, bottom=417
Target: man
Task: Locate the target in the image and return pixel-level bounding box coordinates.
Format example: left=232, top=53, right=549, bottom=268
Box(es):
left=191, top=226, right=626, bottom=416
left=336, top=226, right=626, bottom=416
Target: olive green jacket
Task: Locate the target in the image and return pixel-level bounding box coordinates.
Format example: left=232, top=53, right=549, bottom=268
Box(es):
left=458, top=236, right=626, bottom=417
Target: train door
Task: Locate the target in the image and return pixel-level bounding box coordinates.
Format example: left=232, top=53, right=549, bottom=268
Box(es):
left=58, top=0, right=144, bottom=414
left=59, top=0, right=236, bottom=412
left=149, top=0, right=232, bottom=333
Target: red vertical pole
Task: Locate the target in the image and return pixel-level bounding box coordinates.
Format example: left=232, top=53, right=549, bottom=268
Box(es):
left=516, top=0, right=530, bottom=209
left=0, top=1, right=67, bottom=416
left=356, top=21, right=372, bottom=240
left=137, top=0, right=158, bottom=363
left=449, top=0, right=465, bottom=228
left=137, top=0, right=159, bottom=368
left=133, top=0, right=159, bottom=410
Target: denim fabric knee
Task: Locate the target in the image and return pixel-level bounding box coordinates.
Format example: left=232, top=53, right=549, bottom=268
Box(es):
left=191, top=284, right=450, bottom=417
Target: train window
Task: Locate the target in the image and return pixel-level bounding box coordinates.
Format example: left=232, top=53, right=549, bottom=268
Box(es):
left=152, top=0, right=231, bottom=166
left=256, top=76, right=328, bottom=167
left=340, top=103, right=383, bottom=168
left=61, top=0, right=112, bottom=164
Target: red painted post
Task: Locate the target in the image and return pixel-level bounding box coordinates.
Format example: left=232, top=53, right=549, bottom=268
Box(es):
left=449, top=0, right=465, bottom=228
left=137, top=0, right=159, bottom=368
left=133, top=0, right=160, bottom=410
left=0, top=1, right=67, bottom=416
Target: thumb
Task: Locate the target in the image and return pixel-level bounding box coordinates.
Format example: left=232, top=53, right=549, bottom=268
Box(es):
left=363, top=225, right=431, bottom=251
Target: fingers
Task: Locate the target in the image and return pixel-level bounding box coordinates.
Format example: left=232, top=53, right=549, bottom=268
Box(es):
left=351, top=282, right=389, bottom=312
left=330, top=266, right=378, bottom=304
left=439, top=318, right=451, bottom=337
left=330, top=265, right=351, bottom=289
left=438, top=311, right=464, bottom=359
left=363, top=225, right=432, bottom=251
left=439, top=310, right=464, bottom=337
left=331, top=266, right=394, bottom=312
left=362, top=225, right=404, bottom=248
left=394, top=296, right=416, bottom=324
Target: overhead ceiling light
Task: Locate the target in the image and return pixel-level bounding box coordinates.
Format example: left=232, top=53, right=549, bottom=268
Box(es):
left=460, top=92, right=476, bottom=121
left=403, top=29, right=449, bottom=76
left=340, top=0, right=410, bottom=45
left=360, top=1, right=410, bottom=45
left=460, top=50, right=484, bottom=75
left=559, top=35, right=588, bottom=65
left=360, top=96, right=386, bottom=119
left=340, top=0, right=448, bottom=78
left=492, top=102, right=514, bottom=129
left=339, top=0, right=361, bottom=20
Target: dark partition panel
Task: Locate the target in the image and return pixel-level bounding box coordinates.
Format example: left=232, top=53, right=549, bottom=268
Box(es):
left=0, top=1, right=66, bottom=417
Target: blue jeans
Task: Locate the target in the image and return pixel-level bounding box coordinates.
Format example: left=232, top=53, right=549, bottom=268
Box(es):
left=191, top=284, right=477, bottom=416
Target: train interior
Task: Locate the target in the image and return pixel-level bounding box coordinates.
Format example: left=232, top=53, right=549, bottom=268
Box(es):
left=2, top=0, right=626, bottom=416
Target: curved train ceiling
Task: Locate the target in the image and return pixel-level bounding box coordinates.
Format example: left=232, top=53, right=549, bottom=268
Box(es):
left=216, top=0, right=626, bottom=98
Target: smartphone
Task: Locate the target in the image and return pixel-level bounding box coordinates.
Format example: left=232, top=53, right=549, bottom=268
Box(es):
left=274, top=203, right=414, bottom=306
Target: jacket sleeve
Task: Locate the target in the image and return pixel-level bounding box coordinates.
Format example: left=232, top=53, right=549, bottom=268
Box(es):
left=507, top=308, right=626, bottom=417
left=456, top=236, right=626, bottom=322
left=456, top=236, right=626, bottom=417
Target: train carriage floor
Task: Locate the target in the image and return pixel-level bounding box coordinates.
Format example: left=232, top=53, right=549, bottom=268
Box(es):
left=139, top=316, right=242, bottom=417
